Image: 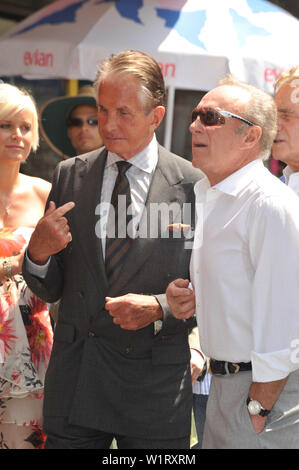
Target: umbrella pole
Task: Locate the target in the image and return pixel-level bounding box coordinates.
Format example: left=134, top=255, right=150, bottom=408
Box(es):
left=65, top=79, right=79, bottom=96
left=163, top=85, right=175, bottom=151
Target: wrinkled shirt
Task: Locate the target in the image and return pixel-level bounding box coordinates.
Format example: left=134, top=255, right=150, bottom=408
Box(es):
left=190, top=159, right=299, bottom=382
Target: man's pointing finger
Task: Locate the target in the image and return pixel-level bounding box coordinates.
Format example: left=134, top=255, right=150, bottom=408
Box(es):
left=52, top=201, right=76, bottom=218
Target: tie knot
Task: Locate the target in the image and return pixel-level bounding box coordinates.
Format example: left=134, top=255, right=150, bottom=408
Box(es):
left=116, top=161, right=132, bottom=176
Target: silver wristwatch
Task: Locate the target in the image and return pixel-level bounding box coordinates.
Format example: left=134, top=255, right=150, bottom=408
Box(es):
left=246, top=396, right=271, bottom=417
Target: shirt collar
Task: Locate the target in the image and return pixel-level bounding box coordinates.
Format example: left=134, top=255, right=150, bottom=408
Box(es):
left=194, top=158, right=264, bottom=199
left=283, top=165, right=297, bottom=184
left=215, top=159, right=264, bottom=196
left=106, top=134, right=158, bottom=174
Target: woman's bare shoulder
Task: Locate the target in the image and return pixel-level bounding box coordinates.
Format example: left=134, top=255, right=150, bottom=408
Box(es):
left=20, top=173, right=51, bottom=204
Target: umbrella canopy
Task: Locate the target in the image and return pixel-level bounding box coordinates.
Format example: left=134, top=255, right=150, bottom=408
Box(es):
left=0, top=0, right=298, bottom=93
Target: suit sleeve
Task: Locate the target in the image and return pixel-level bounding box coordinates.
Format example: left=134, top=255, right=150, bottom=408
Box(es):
left=22, top=163, right=65, bottom=303
left=155, top=293, right=197, bottom=333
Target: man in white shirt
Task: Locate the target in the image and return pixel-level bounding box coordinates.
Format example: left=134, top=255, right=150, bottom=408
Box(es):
left=166, top=75, right=299, bottom=448
left=272, top=66, right=299, bottom=196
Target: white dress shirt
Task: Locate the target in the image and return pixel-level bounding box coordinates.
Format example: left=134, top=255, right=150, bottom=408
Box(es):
left=190, top=159, right=299, bottom=382
left=97, top=135, right=158, bottom=255
left=283, top=165, right=299, bottom=196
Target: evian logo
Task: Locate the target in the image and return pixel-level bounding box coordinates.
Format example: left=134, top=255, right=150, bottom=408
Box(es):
left=158, top=62, right=176, bottom=78
left=264, top=66, right=285, bottom=84
left=24, top=49, right=53, bottom=67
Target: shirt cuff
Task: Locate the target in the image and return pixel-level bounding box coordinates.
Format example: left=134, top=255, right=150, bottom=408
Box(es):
left=251, top=348, right=299, bottom=382
left=24, top=250, right=50, bottom=279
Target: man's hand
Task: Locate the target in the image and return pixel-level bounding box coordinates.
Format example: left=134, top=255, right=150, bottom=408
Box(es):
left=105, top=293, right=163, bottom=330
left=27, top=201, right=75, bottom=265
left=190, top=348, right=205, bottom=383
left=166, top=278, right=195, bottom=319
left=247, top=377, right=288, bottom=434
left=249, top=415, right=267, bottom=434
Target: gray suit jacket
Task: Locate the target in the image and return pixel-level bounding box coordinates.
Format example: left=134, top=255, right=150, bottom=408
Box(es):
left=23, top=145, right=201, bottom=439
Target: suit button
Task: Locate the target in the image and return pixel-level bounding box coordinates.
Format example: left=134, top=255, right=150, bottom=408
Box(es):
left=125, top=346, right=132, bottom=354
left=88, top=331, right=95, bottom=337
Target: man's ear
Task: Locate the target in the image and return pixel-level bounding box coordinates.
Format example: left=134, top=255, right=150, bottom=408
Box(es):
left=242, top=125, right=262, bottom=149
left=151, top=106, right=166, bottom=130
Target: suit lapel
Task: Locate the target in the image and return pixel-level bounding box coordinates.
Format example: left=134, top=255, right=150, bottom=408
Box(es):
left=73, top=149, right=109, bottom=292
left=108, top=147, right=185, bottom=296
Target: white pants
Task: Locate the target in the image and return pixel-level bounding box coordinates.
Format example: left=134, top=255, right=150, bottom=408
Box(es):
left=203, top=369, right=299, bottom=449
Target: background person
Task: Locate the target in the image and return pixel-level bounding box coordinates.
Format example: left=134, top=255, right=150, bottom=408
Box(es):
left=167, top=75, right=299, bottom=449
left=22, top=50, right=202, bottom=449
left=39, top=85, right=103, bottom=159
left=0, top=83, right=53, bottom=449
left=189, top=327, right=210, bottom=449
left=40, top=85, right=104, bottom=324
left=272, top=65, right=299, bottom=195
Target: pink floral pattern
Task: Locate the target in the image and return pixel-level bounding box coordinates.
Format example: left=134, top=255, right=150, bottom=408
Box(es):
left=0, top=227, right=53, bottom=449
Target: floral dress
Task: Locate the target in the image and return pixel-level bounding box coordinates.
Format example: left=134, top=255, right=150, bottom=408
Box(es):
left=0, top=227, right=53, bottom=449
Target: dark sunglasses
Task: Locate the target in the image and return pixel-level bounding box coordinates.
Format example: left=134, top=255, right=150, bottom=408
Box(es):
left=67, top=116, right=98, bottom=128
left=191, top=107, right=255, bottom=127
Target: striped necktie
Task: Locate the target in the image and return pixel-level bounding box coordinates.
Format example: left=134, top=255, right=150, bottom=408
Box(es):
left=105, top=161, right=132, bottom=285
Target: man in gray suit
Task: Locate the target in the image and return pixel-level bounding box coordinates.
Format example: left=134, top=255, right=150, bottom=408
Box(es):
left=22, top=50, right=202, bottom=449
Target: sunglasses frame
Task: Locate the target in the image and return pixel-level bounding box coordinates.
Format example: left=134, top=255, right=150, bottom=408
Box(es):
left=191, top=107, right=255, bottom=127
left=67, top=116, right=98, bottom=128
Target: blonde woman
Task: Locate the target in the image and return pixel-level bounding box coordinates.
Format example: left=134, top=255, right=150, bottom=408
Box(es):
left=0, top=83, right=53, bottom=449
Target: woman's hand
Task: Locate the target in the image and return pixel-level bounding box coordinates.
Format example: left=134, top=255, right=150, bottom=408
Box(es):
left=0, top=251, right=24, bottom=282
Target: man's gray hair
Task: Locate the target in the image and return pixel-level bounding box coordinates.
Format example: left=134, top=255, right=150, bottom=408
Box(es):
left=274, top=66, right=299, bottom=93
left=94, top=50, right=166, bottom=114
left=217, top=74, right=277, bottom=160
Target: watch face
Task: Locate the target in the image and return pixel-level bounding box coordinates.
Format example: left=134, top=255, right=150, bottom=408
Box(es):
left=248, top=400, right=262, bottom=415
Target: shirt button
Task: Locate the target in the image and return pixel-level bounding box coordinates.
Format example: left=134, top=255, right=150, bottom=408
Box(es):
left=125, top=346, right=132, bottom=354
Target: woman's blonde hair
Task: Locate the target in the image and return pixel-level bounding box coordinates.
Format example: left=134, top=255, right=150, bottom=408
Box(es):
left=0, top=83, right=39, bottom=151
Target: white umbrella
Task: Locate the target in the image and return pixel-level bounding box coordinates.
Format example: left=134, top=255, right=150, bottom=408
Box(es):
left=0, top=0, right=298, bottom=147
left=0, top=0, right=298, bottom=89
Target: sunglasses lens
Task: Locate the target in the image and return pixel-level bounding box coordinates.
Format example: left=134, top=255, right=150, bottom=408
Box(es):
left=203, top=110, right=219, bottom=126
left=67, top=117, right=98, bottom=127
left=191, top=110, right=199, bottom=123
left=87, top=117, right=98, bottom=126
left=191, top=108, right=225, bottom=126
left=67, top=118, right=82, bottom=127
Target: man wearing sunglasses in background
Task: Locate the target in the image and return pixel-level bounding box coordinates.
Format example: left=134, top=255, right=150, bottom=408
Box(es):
left=272, top=66, right=299, bottom=196
left=167, top=75, right=299, bottom=449
left=40, top=85, right=103, bottom=159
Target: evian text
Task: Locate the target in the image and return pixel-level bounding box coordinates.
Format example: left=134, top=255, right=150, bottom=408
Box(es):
left=24, top=49, right=53, bottom=67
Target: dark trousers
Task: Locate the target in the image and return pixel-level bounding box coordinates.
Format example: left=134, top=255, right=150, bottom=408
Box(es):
left=43, top=417, right=190, bottom=449
left=192, top=394, right=208, bottom=449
